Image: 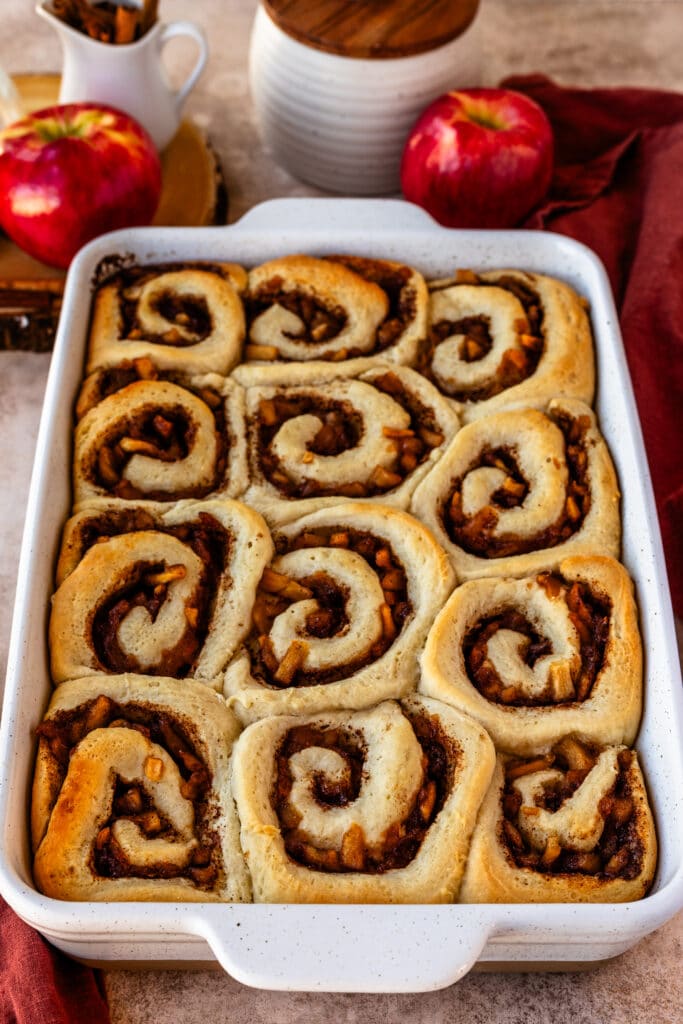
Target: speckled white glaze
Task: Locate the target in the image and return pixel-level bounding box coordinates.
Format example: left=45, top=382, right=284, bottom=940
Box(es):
left=248, top=5, right=482, bottom=194
left=0, top=200, right=682, bottom=990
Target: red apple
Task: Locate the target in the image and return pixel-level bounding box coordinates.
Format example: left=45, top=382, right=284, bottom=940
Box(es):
left=400, top=88, right=554, bottom=229
left=0, top=103, right=162, bottom=268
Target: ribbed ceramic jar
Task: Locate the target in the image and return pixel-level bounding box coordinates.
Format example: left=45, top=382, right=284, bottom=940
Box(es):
left=248, top=4, right=482, bottom=195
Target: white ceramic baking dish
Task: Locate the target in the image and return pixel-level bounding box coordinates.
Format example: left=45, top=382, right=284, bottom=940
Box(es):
left=1, top=199, right=682, bottom=992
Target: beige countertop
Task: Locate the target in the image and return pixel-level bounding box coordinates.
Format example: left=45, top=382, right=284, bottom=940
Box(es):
left=1, top=1, right=682, bottom=1021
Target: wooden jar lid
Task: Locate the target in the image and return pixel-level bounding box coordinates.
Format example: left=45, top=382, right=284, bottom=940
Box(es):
left=263, top=0, right=480, bottom=58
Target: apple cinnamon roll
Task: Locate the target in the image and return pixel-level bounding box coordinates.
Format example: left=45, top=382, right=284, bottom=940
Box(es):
left=242, top=364, right=459, bottom=524
left=74, top=360, right=247, bottom=503
left=32, top=676, right=250, bottom=902
left=50, top=498, right=273, bottom=684
left=422, top=270, right=594, bottom=421
left=420, top=557, right=642, bottom=755
left=411, top=398, right=620, bottom=580
left=86, top=263, right=247, bottom=376
left=224, top=503, right=455, bottom=722
left=233, top=254, right=428, bottom=386
left=460, top=738, right=657, bottom=903
left=231, top=696, right=495, bottom=903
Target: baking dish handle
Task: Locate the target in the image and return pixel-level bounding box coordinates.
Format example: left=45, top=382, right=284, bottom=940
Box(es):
left=232, top=197, right=440, bottom=235
left=196, top=905, right=491, bottom=993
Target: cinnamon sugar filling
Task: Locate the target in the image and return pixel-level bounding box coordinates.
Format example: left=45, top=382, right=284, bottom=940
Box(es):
left=328, top=256, right=418, bottom=352
left=104, top=262, right=233, bottom=346
left=76, top=358, right=159, bottom=419
left=273, top=712, right=457, bottom=873
left=247, top=528, right=412, bottom=688
left=77, top=511, right=230, bottom=677
left=248, top=277, right=348, bottom=351
left=36, top=697, right=220, bottom=889
left=501, top=741, right=644, bottom=879
left=422, top=272, right=544, bottom=401
left=464, top=574, right=611, bottom=706
left=122, top=293, right=211, bottom=347
left=90, top=400, right=227, bottom=502
left=257, top=372, right=444, bottom=499
left=442, top=412, right=592, bottom=557
left=257, top=394, right=362, bottom=497
left=78, top=358, right=226, bottom=419
left=247, top=259, right=417, bottom=361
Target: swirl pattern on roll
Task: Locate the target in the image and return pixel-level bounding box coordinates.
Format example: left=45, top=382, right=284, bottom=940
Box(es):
left=234, top=255, right=428, bottom=385
left=32, top=676, right=250, bottom=901
left=74, top=363, right=247, bottom=503
left=243, top=364, right=459, bottom=523
left=423, top=270, right=594, bottom=420
left=231, top=696, right=495, bottom=903
left=86, top=263, right=247, bottom=376
left=50, top=498, right=273, bottom=684
left=420, top=556, right=642, bottom=754
left=224, top=503, right=455, bottom=722
left=411, top=398, right=620, bottom=580
left=460, top=738, right=657, bottom=903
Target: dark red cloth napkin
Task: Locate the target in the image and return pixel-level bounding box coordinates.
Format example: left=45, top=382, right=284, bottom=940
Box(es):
left=505, top=74, right=683, bottom=617
left=0, top=898, right=110, bottom=1024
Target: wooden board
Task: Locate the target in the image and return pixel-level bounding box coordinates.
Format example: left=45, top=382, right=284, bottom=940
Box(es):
left=0, top=74, right=226, bottom=350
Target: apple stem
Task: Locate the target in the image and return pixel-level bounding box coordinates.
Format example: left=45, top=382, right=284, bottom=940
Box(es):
left=37, top=122, right=83, bottom=143
left=467, top=111, right=504, bottom=131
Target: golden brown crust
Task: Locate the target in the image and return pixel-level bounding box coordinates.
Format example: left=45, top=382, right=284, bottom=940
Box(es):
left=73, top=372, right=248, bottom=504
left=32, top=675, right=251, bottom=902
left=242, top=362, right=459, bottom=525
left=460, top=744, right=657, bottom=903
left=35, top=254, right=658, bottom=911
left=420, top=556, right=642, bottom=755
left=87, top=264, right=246, bottom=377
left=410, top=398, right=620, bottom=580
left=224, top=502, right=456, bottom=723
left=231, top=696, right=495, bottom=903
left=50, top=498, right=273, bottom=684
left=425, top=270, right=594, bottom=420
left=233, top=254, right=428, bottom=386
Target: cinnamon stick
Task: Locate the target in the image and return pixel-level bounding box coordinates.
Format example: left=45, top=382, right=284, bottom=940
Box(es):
left=115, top=5, right=138, bottom=44
left=52, top=0, right=159, bottom=45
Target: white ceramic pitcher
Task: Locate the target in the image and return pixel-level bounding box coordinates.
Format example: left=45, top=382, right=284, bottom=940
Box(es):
left=36, top=1, right=208, bottom=150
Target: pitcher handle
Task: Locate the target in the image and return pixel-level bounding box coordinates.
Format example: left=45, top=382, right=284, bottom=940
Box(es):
left=159, top=21, right=208, bottom=115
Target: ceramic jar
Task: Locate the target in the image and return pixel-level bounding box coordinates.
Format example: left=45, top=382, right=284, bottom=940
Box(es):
left=249, top=1, right=482, bottom=195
